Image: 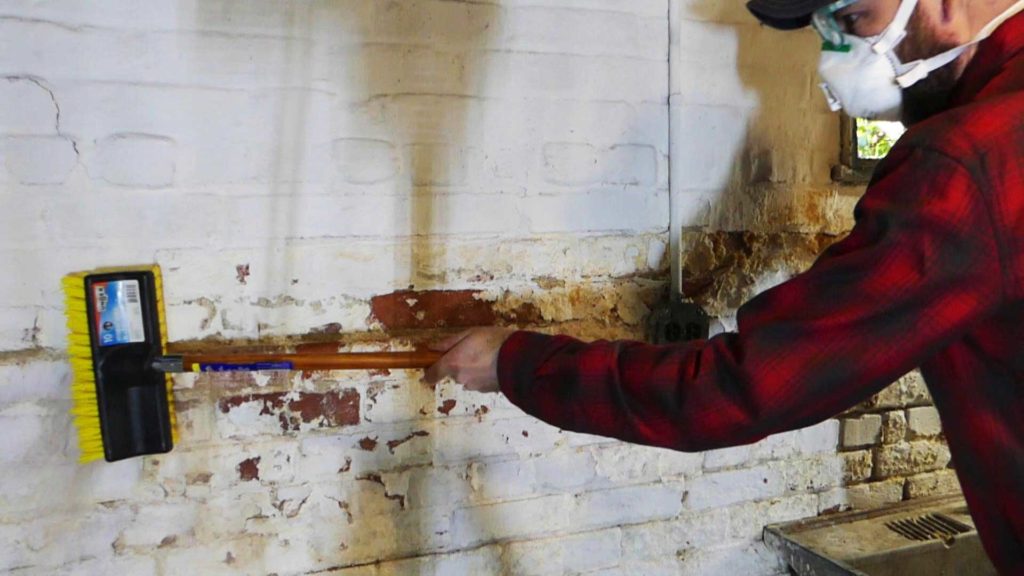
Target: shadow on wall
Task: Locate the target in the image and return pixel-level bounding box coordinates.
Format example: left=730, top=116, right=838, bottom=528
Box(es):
left=192, top=1, right=502, bottom=573
left=677, top=0, right=870, bottom=569
left=677, top=0, right=844, bottom=326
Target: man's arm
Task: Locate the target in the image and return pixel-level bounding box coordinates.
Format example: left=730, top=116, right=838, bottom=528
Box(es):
left=495, top=147, right=1004, bottom=451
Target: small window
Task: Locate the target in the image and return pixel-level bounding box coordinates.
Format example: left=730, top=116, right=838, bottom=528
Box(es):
left=832, top=116, right=906, bottom=183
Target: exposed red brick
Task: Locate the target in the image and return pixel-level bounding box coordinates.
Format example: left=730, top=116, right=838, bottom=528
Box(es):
left=218, top=390, right=360, bottom=432
left=370, top=290, right=496, bottom=330
left=295, top=341, right=344, bottom=355
left=386, top=430, right=430, bottom=454
left=238, top=456, right=261, bottom=481
left=438, top=399, right=457, bottom=415
left=358, top=437, right=378, bottom=451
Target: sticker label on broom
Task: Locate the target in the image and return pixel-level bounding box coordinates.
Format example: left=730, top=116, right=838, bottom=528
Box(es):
left=93, top=280, right=146, bottom=347
left=194, top=362, right=294, bottom=372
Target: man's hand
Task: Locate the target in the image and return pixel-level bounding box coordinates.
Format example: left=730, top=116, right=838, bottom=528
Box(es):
left=424, top=327, right=516, bottom=393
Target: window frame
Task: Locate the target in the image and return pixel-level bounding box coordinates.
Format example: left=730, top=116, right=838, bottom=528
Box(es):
left=831, top=115, right=880, bottom=185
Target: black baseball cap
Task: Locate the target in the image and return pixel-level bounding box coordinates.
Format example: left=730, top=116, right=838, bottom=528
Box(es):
left=746, top=0, right=836, bottom=30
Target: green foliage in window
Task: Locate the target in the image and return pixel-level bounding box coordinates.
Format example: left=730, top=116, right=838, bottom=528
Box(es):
left=856, top=119, right=905, bottom=160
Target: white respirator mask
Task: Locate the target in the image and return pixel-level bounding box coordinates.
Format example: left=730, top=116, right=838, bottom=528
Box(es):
left=813, top=0, right=1024, bottom=121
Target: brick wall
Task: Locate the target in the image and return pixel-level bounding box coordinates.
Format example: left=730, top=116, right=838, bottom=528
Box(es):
left=0, top=1, right=958, bottom=575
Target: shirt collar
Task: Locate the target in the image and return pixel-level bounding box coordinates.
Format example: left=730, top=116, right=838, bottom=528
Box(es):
left=949, top=12, right=1024, bottom=106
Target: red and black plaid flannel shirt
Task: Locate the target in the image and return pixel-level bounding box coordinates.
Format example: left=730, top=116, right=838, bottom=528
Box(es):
left=498, top=15, right=1024, bottom=574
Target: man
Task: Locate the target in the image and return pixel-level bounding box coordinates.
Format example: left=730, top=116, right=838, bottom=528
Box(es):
left=426, top=0, right=1024, bottom=572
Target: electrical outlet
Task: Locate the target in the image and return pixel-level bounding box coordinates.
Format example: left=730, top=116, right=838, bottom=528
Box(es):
left=646, top=300, right=710, bottom=344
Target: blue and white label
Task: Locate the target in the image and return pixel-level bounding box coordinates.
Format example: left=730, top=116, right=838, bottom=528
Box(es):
left=93, top=280, right=146, bottom=347
left=196, top=362, right=294, bottom=372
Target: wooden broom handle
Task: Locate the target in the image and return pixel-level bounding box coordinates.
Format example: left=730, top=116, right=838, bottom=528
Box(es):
left=177, top=350, right=444, bottom=371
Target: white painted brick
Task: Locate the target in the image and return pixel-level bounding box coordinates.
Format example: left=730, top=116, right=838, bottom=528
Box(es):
left=376, top=545, right=504, bottom=576
left=451, top=493, right=573, bottom=548
left=841, top=414, right=883, bottom=449
left=116, top=501, right=199, bottom=549
left=657, top=449, right=704, bottom=478
left=684, top=465, right=786, bottom=511
left=356, top=0, right=506, bottom=49
left=576, top=483, right=684, bottom=529
left=793, top=420, right=840, bottom=455
left=0, top=402, right=72, bottom=464
left=673, top=105, right=751, bottom=190
left=406, top=143, right=470, bottom=187
left=75, top=457, right=145, bottom=504
left=906, top=406, right=943, bottom=438
left=591, top=443, right=662, bottom=484
left=433, top=416, right=565, bottom=464
left=622, top=495, right=816, bottom=559
left=542, top=143, right=658, bottom=186
left=90, top=133, right=176, bottom=188
left=0, top=358, right=69, bottom=406
left=676, top=541, right=786, bottom=576
left=158, top=536, right=269, bottom=575
left=1, top=506, right=133, bottom=571
left=777, top=456, right=849, bottom=494
left=2, top=136, right=77, bottom=184
left=52, top=556, right=158, bottom=576
left=505, top=8, right=653, bottom=58
left=504, top=529, right=622, bottom=576
left=0, top=77, right=58, bottom=134
left=703, top=434, right=792, bottom=471
left=333, top=138, right=400, bottom=184
left=523, top=189, right=669, bottom=234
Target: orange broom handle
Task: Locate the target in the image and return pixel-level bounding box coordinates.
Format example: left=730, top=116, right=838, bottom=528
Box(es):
left=169, top=350, right=444, bottom=372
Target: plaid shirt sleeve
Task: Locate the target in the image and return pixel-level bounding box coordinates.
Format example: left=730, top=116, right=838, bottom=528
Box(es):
left=497, top=146, right=1005, bottom=451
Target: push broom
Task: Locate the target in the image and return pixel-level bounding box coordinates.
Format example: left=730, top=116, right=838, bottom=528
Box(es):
left=63, top=265, right=442, bottom=463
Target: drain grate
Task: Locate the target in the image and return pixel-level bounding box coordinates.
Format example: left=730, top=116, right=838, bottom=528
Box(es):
left=885, top=513, right=972, bottom=542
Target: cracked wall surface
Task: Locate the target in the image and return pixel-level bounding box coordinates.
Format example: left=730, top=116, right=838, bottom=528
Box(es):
left=0, top=1, right=956, bottom=575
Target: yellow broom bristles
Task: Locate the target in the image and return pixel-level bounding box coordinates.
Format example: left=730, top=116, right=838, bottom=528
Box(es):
left=152, top=266, right=179, bottom=445
left=63, top=265, right=178, bottom=463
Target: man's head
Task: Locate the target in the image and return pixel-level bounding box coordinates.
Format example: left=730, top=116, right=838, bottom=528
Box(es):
left=747, top=0, right=1020, bottom=124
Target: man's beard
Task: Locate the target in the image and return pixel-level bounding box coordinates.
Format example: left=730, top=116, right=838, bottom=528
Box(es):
left=897, top=9, right=965, bottom=125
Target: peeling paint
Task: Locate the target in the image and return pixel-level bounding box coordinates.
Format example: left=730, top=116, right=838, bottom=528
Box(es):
left=356, top=473, right=406, bottom=509
left=218, top=390, right=360, bottom=432
left=338, top=457, right=352, bottom=474
left=386, top=430, right=429, bottom=454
